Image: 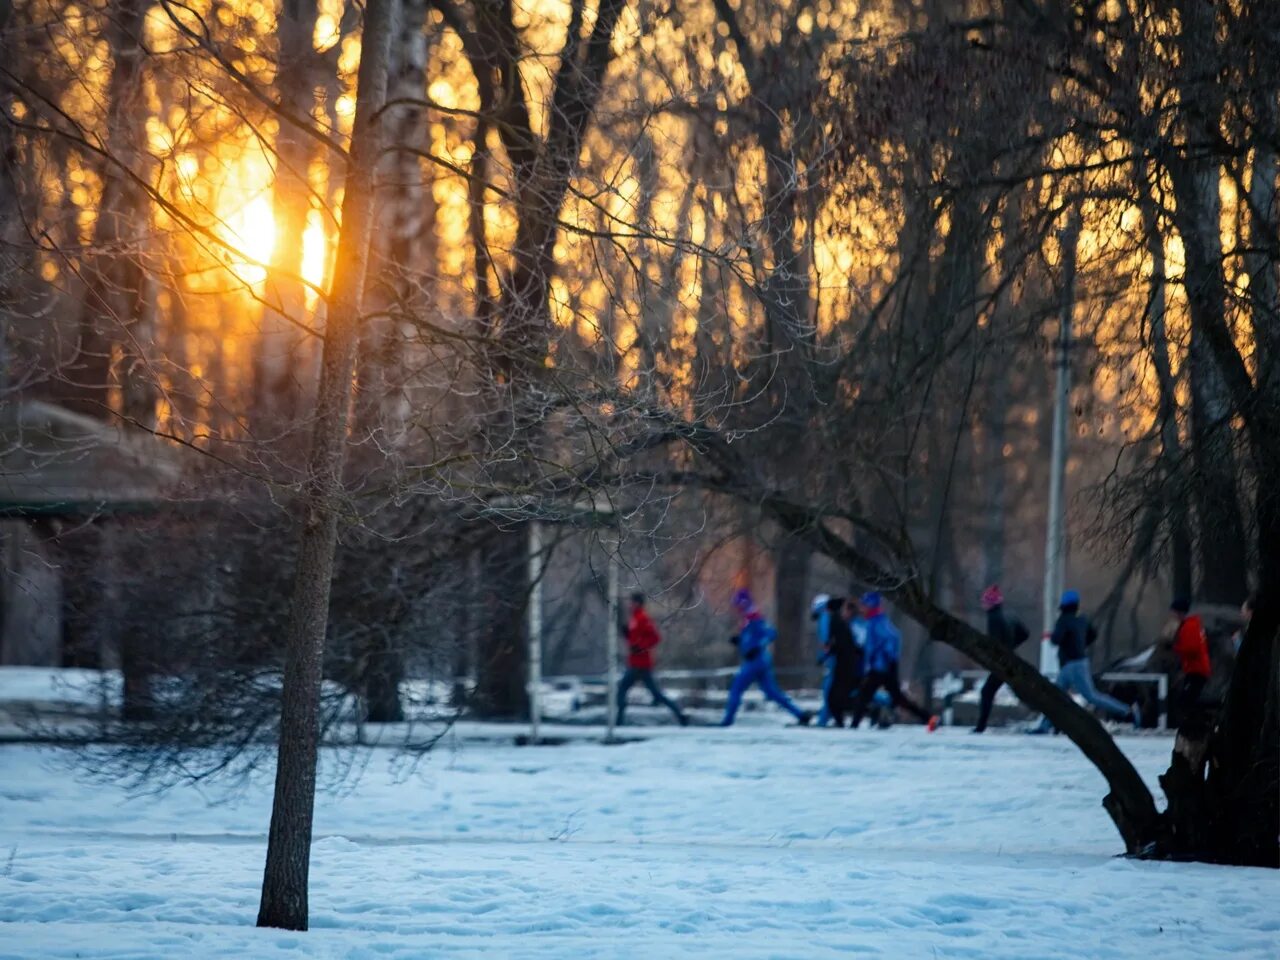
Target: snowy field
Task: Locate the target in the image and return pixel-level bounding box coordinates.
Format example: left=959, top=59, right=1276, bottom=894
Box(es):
left=1, top=714, right=1277, bottom=959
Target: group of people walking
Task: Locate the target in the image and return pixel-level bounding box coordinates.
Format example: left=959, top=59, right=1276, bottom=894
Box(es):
left=616, top=580, right=1216, bottom=733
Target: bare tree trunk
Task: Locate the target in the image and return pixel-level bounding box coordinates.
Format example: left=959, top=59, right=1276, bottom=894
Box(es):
left=64, top=0, right=150, bottom=421
left=257, top=0, right=321, bottom=428
left=256, top=0, right=394, bottom=930
left=772, top=536, right=810, bottom=670
left=465, top=0, right=629, bottom=718
left=1246, top=145, right=1278, bottom=408
left=1143, top=194, right=1193, bottom=600
left=349, top=0, right=432, bottom=724
left=1167, top=0, right=1248, bottom=606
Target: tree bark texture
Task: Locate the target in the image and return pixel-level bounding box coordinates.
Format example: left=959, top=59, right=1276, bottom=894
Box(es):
left=256, top=0, right=395, bottom=930
left=257, top=0, right=321, bottom=428
left=65, top=0, right=152, bottom=422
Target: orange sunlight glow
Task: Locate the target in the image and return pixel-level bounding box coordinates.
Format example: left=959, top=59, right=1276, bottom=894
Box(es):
left=224, top=193, right=277, bottom=287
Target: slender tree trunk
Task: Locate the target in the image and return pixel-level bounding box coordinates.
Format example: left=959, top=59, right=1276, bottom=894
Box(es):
left=256, top=0, right=394, bottom=930
left=64, top=0, right=150, bottom=420
left=772, top=536, right=810, bottom=670
left=468, top=0, right=629, bottom=718
left=1246, top=146, right=1279, bottom=408
left=1143, top=196, right=1193, bottom=600
left=257, top=0, right=320, bottom=428
left=1167, top=0, right=1248, bottom=606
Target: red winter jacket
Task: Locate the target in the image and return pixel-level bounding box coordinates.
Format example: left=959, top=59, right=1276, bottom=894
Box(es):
left=626, top=608, right=662, bottom=669
left=1173, top=614, right=1211, bottom=678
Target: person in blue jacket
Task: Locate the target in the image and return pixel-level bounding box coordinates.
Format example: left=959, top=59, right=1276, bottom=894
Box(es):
left=812, top=593, right=835, bottom=726
left=720, top=589, right=813, bottom=726
left=847, top=592, right=937, bottom=729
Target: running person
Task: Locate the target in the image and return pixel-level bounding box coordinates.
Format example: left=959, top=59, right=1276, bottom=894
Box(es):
left=616, top=593, right=689, bottom=726
left=847, top=592, right=938, bottom=729
left=1032, top=590, right=1140, bottom=733
left=720, top=589, right=813, bottom=727
left=812, top=593, right=834, bottom=726
left=972, top=584, right=1031, bottom=733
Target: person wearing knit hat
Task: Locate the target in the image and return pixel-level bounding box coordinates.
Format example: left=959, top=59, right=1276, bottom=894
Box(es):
left=1032, top=588, right=1140, bottom=733
left=721, top=595, right=813, bottom=727
left=847, top=593, right=938, bottom=730
left=972, top=585, right=1031, bottom=733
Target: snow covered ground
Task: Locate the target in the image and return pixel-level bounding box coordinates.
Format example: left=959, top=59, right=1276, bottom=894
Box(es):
left=1, top=713, right=1276, bottom=958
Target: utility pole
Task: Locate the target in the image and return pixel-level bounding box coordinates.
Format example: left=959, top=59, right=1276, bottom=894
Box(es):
left=1041, top=212, right=1081, bottom=675
left=605, top=552, right=619, bottom=742
left=527, top=520, right=544, bottom=743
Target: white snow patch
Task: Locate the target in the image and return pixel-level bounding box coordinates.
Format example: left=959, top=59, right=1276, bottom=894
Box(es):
left=0, top=723, right=1275, bottom=958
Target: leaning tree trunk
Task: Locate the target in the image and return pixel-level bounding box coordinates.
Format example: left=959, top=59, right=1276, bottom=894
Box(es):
left=740, top=493, right=1163, bottom=854
left=256, top=0, right=394, bottom=930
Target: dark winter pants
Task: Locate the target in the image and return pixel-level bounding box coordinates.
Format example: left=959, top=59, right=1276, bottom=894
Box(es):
left=974, top=673, right=1003, bottom=732
left=1173, top=673, right=1208, bottom=736
left=825, top=671, right=860, bottom=727
left=849, top=665, right=931, bottom=727
left=617, top=668, right=685, bottom=725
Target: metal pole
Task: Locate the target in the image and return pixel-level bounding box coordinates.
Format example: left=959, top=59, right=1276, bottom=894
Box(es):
left=605, top=553, right=619, bottom=741
left=1041, top=213, right=1080, bottom=676
left=527, top=520, right=544, bottom=744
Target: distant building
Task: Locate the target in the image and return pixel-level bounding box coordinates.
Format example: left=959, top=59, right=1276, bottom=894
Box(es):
left=0, top=401, right=180, bottom=666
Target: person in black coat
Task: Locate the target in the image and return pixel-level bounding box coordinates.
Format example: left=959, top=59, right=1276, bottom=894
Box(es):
left=822, top=597, right=863, bottom=727
left=972, top=585, right=1030, bottom=733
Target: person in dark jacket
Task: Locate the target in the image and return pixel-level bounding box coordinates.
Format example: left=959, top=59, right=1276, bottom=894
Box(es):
left=822, top=596, right=863, bottom=727
left=972, top=585, right=1031, bottom=733
left=720, top=589, right=812, bottom=726
left=847, top=592, right=938, bottom=729
left=1032, top=590, right=1139, bottom=733
left=616, top=593, right=688, bottom=726
left=1168, top=597, right=1211, bottom=733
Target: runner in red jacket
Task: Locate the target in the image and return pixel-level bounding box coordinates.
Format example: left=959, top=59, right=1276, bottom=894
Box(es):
left=616, top=594, right=689, bottom=726
left=1169, top=598, right=1211, bottom=732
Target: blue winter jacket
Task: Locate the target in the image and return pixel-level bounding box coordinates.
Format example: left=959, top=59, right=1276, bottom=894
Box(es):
left=814, top=609, right=832, bottom=665
left=862, top=612, right=902, bottom=674
left=737, top=617, right=777, bottom=661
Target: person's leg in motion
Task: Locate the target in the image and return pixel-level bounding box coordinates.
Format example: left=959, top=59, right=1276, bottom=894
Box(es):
left=827, top=672, right=855, bottom=727
left=640, top=670, right=687, bottom=725
left=1032, top=668, right=1073, bottom=733
left=1062, top=659, right=1133, bottom=721
left=616, top=668, right=638, bottom=725
left=883, top=663, right=932, bottom=723
left=818, top=663, right=833, bottom=727
left=848, top=671, right=886, bottom=729
left=720, top=662, right=760, bottom=726
left=974, top=673, right=1002, bottom=732
left=757, top=664, right=808, bottom=721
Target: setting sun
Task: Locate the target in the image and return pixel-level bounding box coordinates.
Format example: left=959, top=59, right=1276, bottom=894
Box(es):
left=224, top=194, right=277, bottom=286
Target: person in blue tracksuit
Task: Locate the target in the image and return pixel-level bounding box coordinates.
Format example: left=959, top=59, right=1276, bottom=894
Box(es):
left=812, top=593, right=834, bottom=726
left=720, top=589, right=813, bottom=726
left=848, top=592, right=936, bottom=728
